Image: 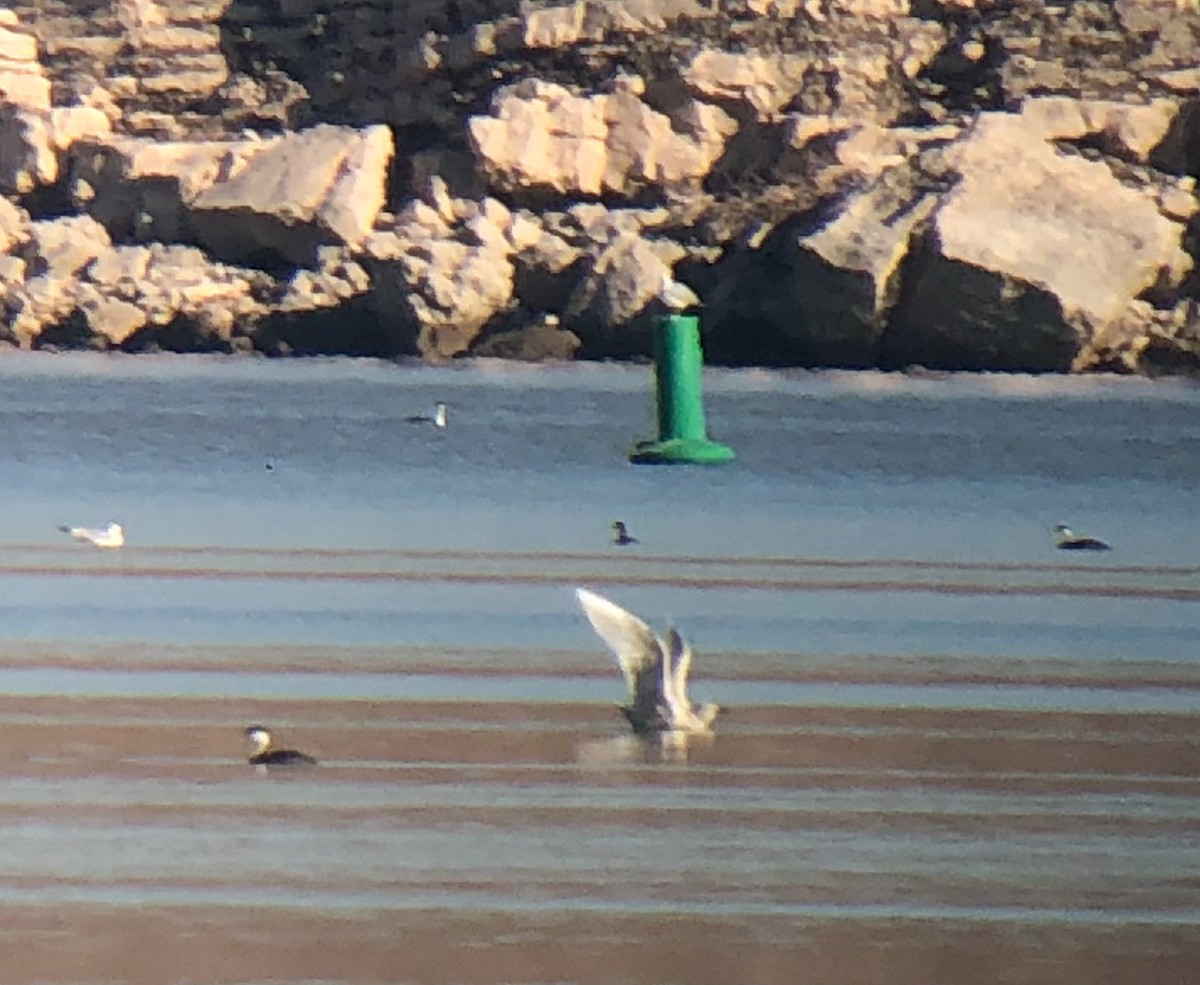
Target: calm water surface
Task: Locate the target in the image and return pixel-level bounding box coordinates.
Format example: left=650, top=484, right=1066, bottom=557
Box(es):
left=0, top=352, right=1196, bottom=984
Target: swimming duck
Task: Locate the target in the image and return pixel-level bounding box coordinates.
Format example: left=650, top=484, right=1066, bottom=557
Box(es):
left=1052, top=523, right=1111, bottom=551
left=57, top=522, right=124, bottom=549
left=243, top=725, right=318, bottom=766
left=406, top=402, right=447, bottom=428
left=575, top=587, right=722, bottom=736
left=611, top=520, right=638, bottom=546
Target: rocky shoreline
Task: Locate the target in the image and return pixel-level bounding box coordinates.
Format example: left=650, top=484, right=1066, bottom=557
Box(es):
left=2, top=0, right=1199, bottom=375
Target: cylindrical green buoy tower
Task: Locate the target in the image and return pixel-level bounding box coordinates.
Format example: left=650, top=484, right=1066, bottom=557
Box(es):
left=629, top=314, right=735, bottom=465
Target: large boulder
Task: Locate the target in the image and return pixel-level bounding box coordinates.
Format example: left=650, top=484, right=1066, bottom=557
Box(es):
left=0, top=14, right=49, bottom=113
left=361, top=189, right=533, bottom=359
left=564, top=231, right=687, bottom=351
left=3, top=215, right=112, bottom=345
left=472, top=315, right=582, bottom=362
left=884, top=106, right=1194, bottom=371
left=189, top=124, right=394, bottom=265
left=71, top=125, right=393, bottom=267
left=760, top=168, right=939, bottom=367
left=468, top=79, right=737, bottom=199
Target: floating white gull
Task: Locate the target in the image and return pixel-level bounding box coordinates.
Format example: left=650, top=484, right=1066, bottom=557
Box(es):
left=658, top=271, right=701, bottom=312
left=406, top=401, right=447, bottom=428
left=243, top=725, right=317, bottom=767
left=57, top=521, right=124, bottom=549
left=1052, top=523, right=1110, bottom=552
left=575, top=587, right=721, bottom=735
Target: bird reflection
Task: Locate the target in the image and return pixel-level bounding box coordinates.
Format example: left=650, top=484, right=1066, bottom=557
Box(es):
left=574, top=731, right=712, bottom=765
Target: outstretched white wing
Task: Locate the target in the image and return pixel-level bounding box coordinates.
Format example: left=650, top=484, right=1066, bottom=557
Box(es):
left=663, top=627, right=694, bottom=723
left=575, top=588, right=666, bottom=720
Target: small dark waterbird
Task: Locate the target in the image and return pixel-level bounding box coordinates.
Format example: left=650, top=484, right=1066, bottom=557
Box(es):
left=243, top=725, right=318, bottom=767
left=1052, top=523, right=1111, bottom=552
left=611, top=520, right=638, bottom=546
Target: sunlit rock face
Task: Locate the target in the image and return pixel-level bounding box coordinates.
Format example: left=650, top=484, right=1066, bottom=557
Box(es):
left=0, top=0, right=1197, bottom=372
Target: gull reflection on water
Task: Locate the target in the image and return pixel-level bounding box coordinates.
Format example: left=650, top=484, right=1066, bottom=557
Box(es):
left=574, top=730, right=713, bottom=766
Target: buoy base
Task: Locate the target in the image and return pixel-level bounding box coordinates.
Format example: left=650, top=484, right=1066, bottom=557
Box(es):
left=629, top=436, right=736, bottom=465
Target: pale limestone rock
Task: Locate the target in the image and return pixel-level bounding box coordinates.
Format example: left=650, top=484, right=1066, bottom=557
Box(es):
left=0, top=108, right=55, bottom=192
left=833, top=122, right=961, bottom=178
left=468, top=81, right=736, bottom=198
left=785, top=114, right=849, bottom=150
left=942, top=113, right=1191, bottom=322
left=888, top=111, right=1194, bottom=371
left=190, top=124, right=393, bottom=264
left=565, top=232, right=686, bottom=334
left=0, top=26, right=37, bottom=62
left=136, top=244, right=264, bottom=328
left=318, top=125, right=394, bottom=247
left=48, top=105, right=113, bottom=151
left=1157, top=183, right=1199, bottom=223
left=826, top=0, right=910, bottom=16
left=762, top=173, right=939, bottom=365
left=363, top=194, right=522, bottom=358
left=506, top=211, right=543, bottom=253
left=1020, top=96, right=1179, bottom=162
left=82, top=297, right=147, bottom=344
left=0, top=65, right=51, bottom=113
left=522, top=3, right=596, bottom=48
left=86, top=246, right=154, bottom=294
left=747, top=0, right=800, bottom=14
left=521, top=0, right=688, bottom=49
left=682, top=49, right=811, bottom=121
left=22, top=215, right=111, bottom=280
left=280, top=248, right=371, bottom=313
left=70, top=136, right=265, bottom=242
left=1155, top=67, right=1200, bottom=94
left=116, top=0, right=168, bottom=34
left=7, top=271, right=81, bottom=347
left=0, top=102, right=111, bottom=195
left=0, top=196, right=28, bottom=253
left=0, top=253, right=24, bottom=286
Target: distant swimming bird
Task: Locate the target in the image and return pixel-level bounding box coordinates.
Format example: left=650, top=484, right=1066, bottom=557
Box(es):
left=658, top=270, right=701, bottom=312
left=243, top=725, right=317, bottom=767
left=57, top=522, right=124, bottom=549
left=575, top=587, right=721, bottom=735
left=1052, top=523, right=1111, bottom=551
left=406, top=402, right=447, bottom=428
left=611, top=520, right=638, bottom=546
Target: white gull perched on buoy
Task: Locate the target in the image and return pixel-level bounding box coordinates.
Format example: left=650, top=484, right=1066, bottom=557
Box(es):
left=575, top=587, right=721, bottom=735
left=658, top=270, right=701, bottom=312
left=406, top=401, right=447, bottom=428
left=57, top=521, right=124, bottom=549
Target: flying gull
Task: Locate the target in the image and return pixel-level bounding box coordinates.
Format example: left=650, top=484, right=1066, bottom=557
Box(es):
left=57, top=522, right=124, bottom=549
left=1051, top=523, right=1111, bottom=552
left=575, top=587, right=721, bottom=735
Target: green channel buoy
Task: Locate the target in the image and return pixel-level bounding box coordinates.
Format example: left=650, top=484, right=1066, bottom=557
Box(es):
left=629, top=314, right=735, bottom=465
